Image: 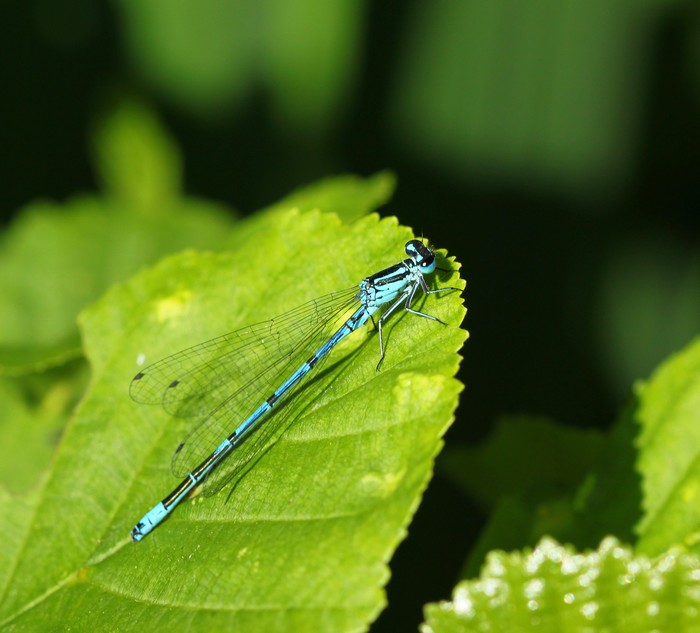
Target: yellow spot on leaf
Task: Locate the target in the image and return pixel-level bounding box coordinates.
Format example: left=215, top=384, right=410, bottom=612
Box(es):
left=682, top=482, right=698, bottom=503
left=360, top=468, right=406, bottom=499
left=155, top=290, right=193, bottom=322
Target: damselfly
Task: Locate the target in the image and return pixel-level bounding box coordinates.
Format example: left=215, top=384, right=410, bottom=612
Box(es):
left=130, top=239, right=459, bottom=541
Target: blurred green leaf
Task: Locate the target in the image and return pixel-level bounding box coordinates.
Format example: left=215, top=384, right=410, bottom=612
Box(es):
left=0, top=211, right=467, bottom=632
left=113, top=0, right=253, bottom=112
left=92, top=98, right=183, bottom=209
left=260, top=0, right=363, bottom=132
left=113, top=0, right=363, bottom=128
left=423, top=537, right=700, bottom=633
left=391, top=0, right=662, bottom=196
left=635, top=336, right=700, bottom=555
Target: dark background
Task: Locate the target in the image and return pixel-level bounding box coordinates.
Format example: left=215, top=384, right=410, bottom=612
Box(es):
left=2, top=1, right=699, bottom=630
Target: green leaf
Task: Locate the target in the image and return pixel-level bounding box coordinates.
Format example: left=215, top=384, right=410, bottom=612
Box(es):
left=635, top=336, right=700, bottom=555
left=0, top=487, right=40, bottom=586
left=92, top=98, right=183, bottom=209
left=422, top=537, right=700, bottom=633
left=0, top=211, right=467, bottom=632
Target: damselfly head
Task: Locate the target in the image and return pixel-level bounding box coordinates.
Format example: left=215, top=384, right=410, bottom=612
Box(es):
left=405, top=239, right=436, bottom=274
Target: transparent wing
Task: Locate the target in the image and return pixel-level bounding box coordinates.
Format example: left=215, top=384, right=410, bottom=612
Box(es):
left=184, top=326, right=348, bottom=497
left=129, top=286, right=361, bottom=478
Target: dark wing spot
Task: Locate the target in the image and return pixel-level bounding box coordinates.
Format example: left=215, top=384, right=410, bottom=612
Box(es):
left=168, top=379, right=180, bottom=389
left=133, top=371, right=145, bottom=381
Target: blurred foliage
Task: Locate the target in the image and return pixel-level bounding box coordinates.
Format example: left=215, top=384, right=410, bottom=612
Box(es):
left=390, top=0, right=684, bottom=196
left=112, top=0, right=363, bottom=131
